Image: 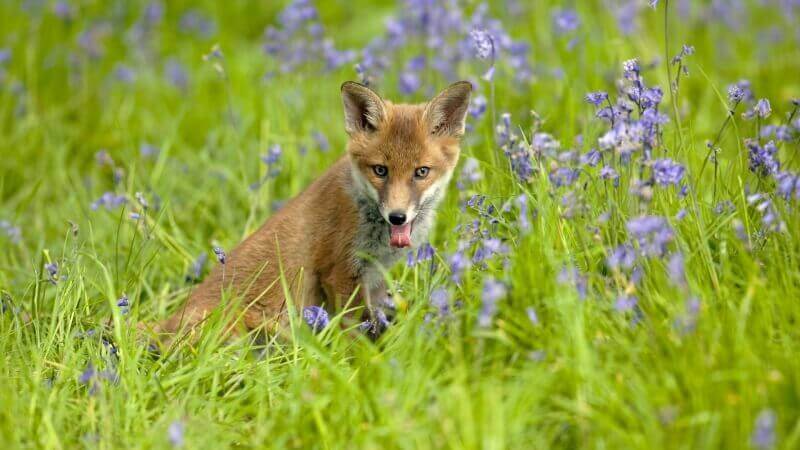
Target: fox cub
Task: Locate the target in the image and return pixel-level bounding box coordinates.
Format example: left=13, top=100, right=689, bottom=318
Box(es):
left=159, top=80, right=472, bottom=337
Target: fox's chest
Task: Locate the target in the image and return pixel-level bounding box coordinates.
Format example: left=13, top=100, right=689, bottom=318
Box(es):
left=351, top=206, right=435, bottom=289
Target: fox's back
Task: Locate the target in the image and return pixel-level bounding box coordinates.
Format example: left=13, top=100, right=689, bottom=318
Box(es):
left=161, top=157, right=361, bottom=333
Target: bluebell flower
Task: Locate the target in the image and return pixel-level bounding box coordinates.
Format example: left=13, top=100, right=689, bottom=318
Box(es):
left=312, top=131, right=329, bottom=152
left=179, top=9, right=215, bottom=38
left=168, top=420, right=185, bottom=448
left=457, top=157, right=482, bottom=190
left=468, top=95, right=487, bottom=119
left=614, top=295, right=638, bottom=312
left=0, top=220, right=22, bottom=244
left=53, top=1, right=73, bottom=20
left=668, top=252, right=686, bottom=287
left=427, top=288, right=452, bottom=323
left=626, top=216, right=674, bottom=258
left=91, top=192, right=127, bottom=211
left=727, top=80, right=753, bottom=104
left=165, top=59, right=189, bottom=91
left=585, top=91, right=609, bottom=106
left=548, top=167, right=580, bottom=188
left=608, top=244, right=636, bottom=270
left=113, top=64, right=136, bottom=84
left=579, top=149, right=601, bottom=167
left=775, top=171, right=800, bottom=200
left=398, top=71, right=421, bottom=95
left=623, top=58, right=640, bottom=80
left=213, top=246, right=226, bottom=265
left=652, top=158, right=686, bottom=187
left=557, top=266, right=588, bottom=299
left=751, top=409, right=776, bottom=450
left=552, top=9, right=580, bottom=35
left=117, top=294, right=130, bottom=314
left=526, top=307, right=539, bottom=326
left=470, top=29, right=494, bottom=60
left=747, top=140, right=780, bottom=176
left=302, top=305, right=329, bottom=333
left=45, top=262, right=58, bottom=284
left=479, top=277, right=506, bottom=327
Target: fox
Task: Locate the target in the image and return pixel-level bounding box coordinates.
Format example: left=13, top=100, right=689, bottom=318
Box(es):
left=157, top=80, right=472, bottom=340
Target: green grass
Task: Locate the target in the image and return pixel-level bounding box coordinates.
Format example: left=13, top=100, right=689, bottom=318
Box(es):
left=2, top=0, right=800, bottom=448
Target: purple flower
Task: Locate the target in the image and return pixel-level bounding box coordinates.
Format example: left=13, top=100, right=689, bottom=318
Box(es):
left=407, top=243, right=435, bottom=267
left=516, top=194, right=532, bottom=232
left=479, top=277, right=506, bottom=327
left=91, top=192, right=127, bottom=211
left=600, top=165, right=620, bottom=187
left=312, top=131, right=329, bottom=152
left=557, top=267, right=588, bottom=299
left=140, top=143, right=159, bottom=158
left=113, top=64, right=136, bottom=83
left=449, top=246, right=471, bottom=283
left=117, top=293, right=130, bottom=315
left=526, top=307, right=539, bottom=326
left=668, top=252, right=686, bottom=287
left=0, top=220, right=22, bottom=244
left=470, top=29, right=494, bottom=60
left=213, top=246, right=226, bottom=265
left=754, top=99, right=772, bottom=118
left=775, top=171, right=800, bottom=200
left=652, top=158, right=686, bottom=187
left=747, top=140, right=780, bottom=176
left=614, top=295, right=638, bottom=312
left=45, top=262, right=58, bottom=284
left=53, top=1, right=73, bottom=20
left=179, top=10, right=215, bottom=38
left=468, top=95, right=488, bottom=119
left=78, top=362, right=117, bottom=395
left=398, top=71, right=421, bottom=95
left=580, top=149, right=601, bottom=167
left=428, top=288, right=452, bottom=322
left=548, top=167, right=580, bottom=188
left=626, top=216, right=674, bottom=257
left=168, top=420, right=185, bottom=448
left=585, top=91, right=609, bottom=106
left=473, top=238, right=508, bottom=264
left=165, top=59, right=189, bottom=91
left=188, top=253, right=208, bottom=282
left=552, top=9, right=580, bottom=35
left=608, top=244, right=636, bottom=270
left=302, top=305, right=329, bottom=333
left=751, top=409, right=776, bottom=450
left=360, top=308, right=390, bottom=339
left=623, top=58, right=640, bottom=80
left=457, top=157, right=482, bottom=190
left=727, top=80, right=753, bottom=104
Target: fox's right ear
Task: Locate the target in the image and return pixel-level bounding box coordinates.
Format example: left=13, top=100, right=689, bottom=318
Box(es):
left=341, top=82, right=386, bottom=135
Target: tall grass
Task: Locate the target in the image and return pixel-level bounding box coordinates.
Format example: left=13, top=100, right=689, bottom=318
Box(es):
left=1, top=1, right=799, bottom=449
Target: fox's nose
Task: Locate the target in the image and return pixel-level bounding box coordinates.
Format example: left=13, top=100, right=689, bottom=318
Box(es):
left=388, top=211, right=407, bottom=225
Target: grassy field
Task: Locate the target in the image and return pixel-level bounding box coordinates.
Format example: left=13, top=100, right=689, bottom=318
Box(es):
left=2, top=0, right=800, bottom=448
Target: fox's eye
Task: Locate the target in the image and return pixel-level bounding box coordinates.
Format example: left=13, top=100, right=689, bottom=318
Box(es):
left=373, top=165, right=388, bottom=178
left=414, top=166, right=430, bottom=179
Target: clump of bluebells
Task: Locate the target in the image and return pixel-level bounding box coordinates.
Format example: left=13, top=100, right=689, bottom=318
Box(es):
left=355, top=1, right=532, bottom=90
left=262, top=0, right=354, bottom=76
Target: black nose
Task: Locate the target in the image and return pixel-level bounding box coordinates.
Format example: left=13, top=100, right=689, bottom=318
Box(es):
left=388, top=211, right=407, bottom=225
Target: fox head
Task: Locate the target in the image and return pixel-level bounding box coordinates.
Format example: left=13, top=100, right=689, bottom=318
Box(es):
left=341, top=81, right=472, bottom=249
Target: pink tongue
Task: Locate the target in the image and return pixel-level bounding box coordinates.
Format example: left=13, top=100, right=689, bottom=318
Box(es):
left=390, top=223, right=412, bottom=248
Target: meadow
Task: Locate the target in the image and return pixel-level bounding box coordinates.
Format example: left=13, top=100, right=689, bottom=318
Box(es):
left=1, top=0, right=800, bottom=448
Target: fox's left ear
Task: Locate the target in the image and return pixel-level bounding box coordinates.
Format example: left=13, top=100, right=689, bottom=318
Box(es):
left=424, top=81, right=473, bottom=138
